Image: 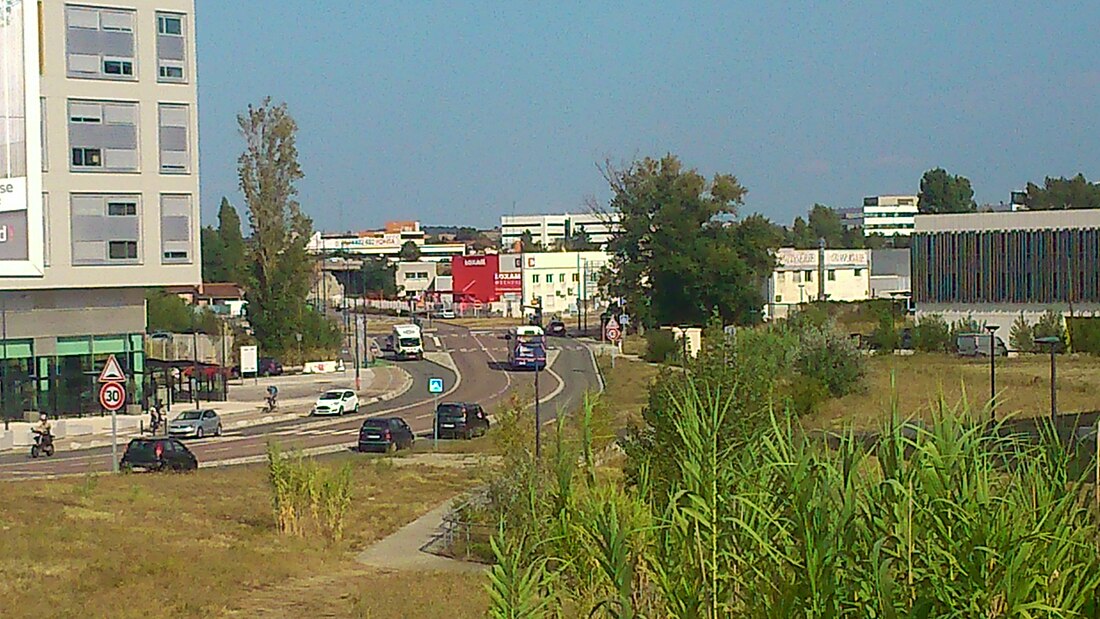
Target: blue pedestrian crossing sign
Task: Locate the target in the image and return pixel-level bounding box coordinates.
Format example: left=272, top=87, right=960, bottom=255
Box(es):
left=428, top=377, right=445, bottom=394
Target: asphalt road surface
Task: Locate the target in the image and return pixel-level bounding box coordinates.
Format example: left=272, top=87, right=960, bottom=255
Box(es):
left=0, top=324, right=601, bottom=478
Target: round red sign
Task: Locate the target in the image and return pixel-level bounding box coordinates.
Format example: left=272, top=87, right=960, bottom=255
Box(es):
left=99, top=382, right=126, bottom=412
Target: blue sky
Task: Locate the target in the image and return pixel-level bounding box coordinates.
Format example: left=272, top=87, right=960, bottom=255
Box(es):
left=196, top=1, right=1100, bottom=230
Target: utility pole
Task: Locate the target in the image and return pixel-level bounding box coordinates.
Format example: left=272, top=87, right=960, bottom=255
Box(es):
left=534, top=358, right=541, bottom=459
left=817, top=238, right=826, bottom=302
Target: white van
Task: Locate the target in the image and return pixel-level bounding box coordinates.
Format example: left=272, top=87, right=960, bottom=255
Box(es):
left=390, top=324, right=424, bottom=360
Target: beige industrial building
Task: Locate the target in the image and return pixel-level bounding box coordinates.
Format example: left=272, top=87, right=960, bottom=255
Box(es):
left=0, top=1, right=200, bottom=418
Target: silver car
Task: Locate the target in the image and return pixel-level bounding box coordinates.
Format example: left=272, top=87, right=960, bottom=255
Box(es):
left=168, top=409, right=222, bottom=439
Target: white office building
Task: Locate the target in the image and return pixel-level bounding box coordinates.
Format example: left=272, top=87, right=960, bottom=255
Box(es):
left=500, top=212, right=621, bottom=249
left=520, top=251, right=609, bottom=316
left=0, top=1, right=201, bottom=418
left=862, top=195, right=918, bottom=237
left=764, top=248, right=871, bottom=320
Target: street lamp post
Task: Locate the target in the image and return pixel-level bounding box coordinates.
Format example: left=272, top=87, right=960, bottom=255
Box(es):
left=534, top=359, right=541, bottom=460
left=985, top=324, right=1000, bottom=421
left=1035, top=336, right=1060, bottom=423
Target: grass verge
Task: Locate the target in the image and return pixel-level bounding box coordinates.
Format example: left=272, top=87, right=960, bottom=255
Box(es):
left=0, top=454, right=482, bottom=618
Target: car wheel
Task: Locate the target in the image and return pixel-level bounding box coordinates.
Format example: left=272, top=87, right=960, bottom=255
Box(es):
left=196, top=427, right=204, bottom=439
left=215, top=425, right=222, bottom=437
left=338, top=406, right=344, bottom=417
left=386, top=442, right=397, bottom=454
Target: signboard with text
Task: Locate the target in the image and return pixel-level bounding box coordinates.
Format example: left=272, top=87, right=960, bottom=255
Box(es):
left=240, top=346, right=259, bottom=375
left=0, top=1, right=44, bottom=277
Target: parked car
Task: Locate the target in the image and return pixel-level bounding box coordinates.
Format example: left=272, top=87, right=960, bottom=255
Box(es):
left=546, top=320, right=567, bottom=337
left=120, top=437, right=198, bottom=472
left=434, top=402, right=490, bottom=440
left=168, top=409, right=223, bottom=439
left=258, top=358, right=283, bottom=377
left=435, top=309, right=456, bottom=319
left=956, top=333, right=1007, bottom=357
left=311, top=389, right=359, bottom=416
left=357, top=417, right=415, bottom=453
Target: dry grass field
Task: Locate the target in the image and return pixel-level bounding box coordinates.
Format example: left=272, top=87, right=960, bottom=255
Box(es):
left=807, top=352, right=1100, bottom=431
left=0, top=456, right=485, bottom=618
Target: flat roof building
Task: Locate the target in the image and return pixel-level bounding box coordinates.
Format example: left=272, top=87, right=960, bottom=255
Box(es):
left=763, top=248, right=871, bottom=320
left=0, top=1, right=201, bottom=418
left=912, top=209, right=1100, bottom=332
left=500, top=212, right=621, bottom=250
left=308, top=221, right=466, bottom=262
left=863, top=195, right=918, bottom=237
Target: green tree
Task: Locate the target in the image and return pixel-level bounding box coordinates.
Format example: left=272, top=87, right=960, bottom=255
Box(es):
left=200, top=226, right=225, bottom=281
left=237, top=97, right=317, bottom=356
left=1009, top=313, right=1034, bottom=352
left=398, top=240, right=421, bottom=262
left=1024, top=173, right=1100, bottom=210
left=216, top=198, right=246, bottom=282
left=808, top=204, right=845, bottom=247
left=918, top=168, right=977, bottom=213
left=560, top=225, right=597, bottom=251
left=786, top=216, right=815, bottom=248
left=605, top=155, right=770, bottom=326
left=358, top=258, right=397, bottom=297
left=518, top=230, right=543, bottom=252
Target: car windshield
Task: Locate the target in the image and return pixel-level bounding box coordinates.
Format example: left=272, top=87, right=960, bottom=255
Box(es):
left=320, top=391, right=342, bottom=400
left=437, top=404, right=465, bottom=419
left=398, top=337, right=420, bottom=347
left=176, top=411, right=202, bottom=421
left=361, top=420, right=388, bottom=429
left=515, top=344, right=545, bottom=358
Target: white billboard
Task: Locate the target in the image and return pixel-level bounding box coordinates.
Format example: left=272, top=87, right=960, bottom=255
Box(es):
left=240, top=345, right=258, bottom=375
left=0, top=1, right=43, bottom=277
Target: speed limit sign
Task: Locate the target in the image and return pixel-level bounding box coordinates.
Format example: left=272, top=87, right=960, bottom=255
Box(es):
left=99, top=382, right=126, bottom=412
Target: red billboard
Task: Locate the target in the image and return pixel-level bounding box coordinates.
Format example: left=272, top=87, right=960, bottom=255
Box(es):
left=451, top=255, right=499, bottom=303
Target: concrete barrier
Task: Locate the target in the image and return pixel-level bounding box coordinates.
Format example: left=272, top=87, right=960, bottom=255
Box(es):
left=0, top=430, right=11, bottom=451
left=303, top=360, right=344, bottom=374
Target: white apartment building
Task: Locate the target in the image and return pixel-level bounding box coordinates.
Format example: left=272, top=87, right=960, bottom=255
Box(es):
left=764, top=248, right=871, bottom=320
left=395, top=261, right=438, bottom=298
left=862, top=195, right=918, bottom=237
left=307, top=220, right=466, bottom=263
left=521, top=251, right=609, bottom=316
left=0, top=1, right=200, bottom=418
left=501, top=212, right=621, bottom=249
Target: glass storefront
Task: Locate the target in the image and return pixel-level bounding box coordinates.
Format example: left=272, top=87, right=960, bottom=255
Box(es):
left=0, top=333, right=145, bottom=421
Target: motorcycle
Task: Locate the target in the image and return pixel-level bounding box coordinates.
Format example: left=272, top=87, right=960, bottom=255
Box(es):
left=30, top=432, right=55, bottom=458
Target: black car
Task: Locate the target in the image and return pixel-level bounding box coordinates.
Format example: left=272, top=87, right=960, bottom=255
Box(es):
left=434, top=402, right=490, bottom=440
left=546, top=321, right=567, bottom=337
left=120, top=437, right=198, bottom=472
left=358, top=417, right=415, bottom=453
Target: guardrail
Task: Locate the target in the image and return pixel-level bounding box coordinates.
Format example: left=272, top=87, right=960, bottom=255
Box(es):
left=425, top=486, right=495, bottom=562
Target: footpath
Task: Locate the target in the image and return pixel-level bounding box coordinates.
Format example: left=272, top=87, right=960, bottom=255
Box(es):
left=0, top=365, right=413, bottom=453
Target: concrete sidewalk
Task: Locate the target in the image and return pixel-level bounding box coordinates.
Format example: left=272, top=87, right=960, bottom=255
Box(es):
left=0, top=365, right=413, bottom=453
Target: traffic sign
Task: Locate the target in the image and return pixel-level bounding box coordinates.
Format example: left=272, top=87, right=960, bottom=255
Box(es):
left=605, top=315, right=622, bottom=343
left=99, top=381, right=126, bottom=412
left=428, top=377, right=445, bottom=394
left=619, top=313, right=631, bottom=326
left=98, top=354, right=126, bottom=383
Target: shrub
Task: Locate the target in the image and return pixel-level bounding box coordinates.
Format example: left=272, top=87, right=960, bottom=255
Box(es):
left=1033, top=309, right=1067, bottom=350
left=795, top=321, right=865, bottom=397
left=265, top=443, right=353, bottom=543
left=1067, top=316, right=1100, bottom=355
left=1010, top=313, right=1034, bottom=352
left=912, top=314, right=952, bottom=352
left=870, top=310, right=899, bottom=353
left=789, top=377, right=830, bottom=416
left=643, top=329, right=678, bottom=364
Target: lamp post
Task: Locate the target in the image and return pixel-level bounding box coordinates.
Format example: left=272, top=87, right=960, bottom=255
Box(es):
left=985, top=324, right=1000, bottom=422
left=1035, top=336, right=1060, bottom=423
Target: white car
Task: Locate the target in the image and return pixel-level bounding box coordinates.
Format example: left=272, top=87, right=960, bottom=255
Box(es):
left=311, top=389, right=359, bottom=416
left=436, top=309, right=456, bottom=319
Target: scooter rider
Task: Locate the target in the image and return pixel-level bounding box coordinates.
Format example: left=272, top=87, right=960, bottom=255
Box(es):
left=32, top=413, right=52, bottom=446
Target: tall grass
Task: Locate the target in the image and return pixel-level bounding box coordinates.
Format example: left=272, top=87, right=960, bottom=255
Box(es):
left=487, top=383, right=1100, bottom=616
left=265, top=443, right=354, bottom=543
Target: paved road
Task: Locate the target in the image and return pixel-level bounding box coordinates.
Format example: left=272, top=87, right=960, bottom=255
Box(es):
left=0, top=325, right=600, bottom=478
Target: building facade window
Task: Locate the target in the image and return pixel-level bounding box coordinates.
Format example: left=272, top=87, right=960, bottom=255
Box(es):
left=804, top=270, right=813, bottom=282
left=827, top=269, right=836, bottom=281
left=532, top=274, right=539, bottom=283
left=157, top=104, right=190, bottom=173
left=70, top=193, right=141, bottom=265
left=160, top=194, right=192, bottom=264
left=854, top=268, right=863, bottom=277
left=65, top=6, right=136, bottom=81
left=68, top=100, right=139, bottom=172
left=156, top=12, right=187, bottom=83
